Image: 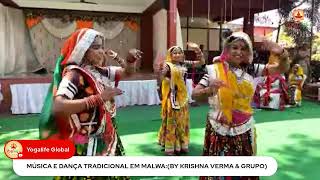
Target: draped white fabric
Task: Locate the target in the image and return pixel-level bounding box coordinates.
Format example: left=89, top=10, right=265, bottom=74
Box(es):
left=176, top=10, right=183, bottom=49
left=153, top=9, right=167, bottom=64
left=10, top=83, right=50, bottom=114
left=28, top=19, right=140, bottom=72
left=186, top=79, right=195, bottom=103
left=254, top=76, right=283, bottom=110
left=94, top=21, right=124, bottom=40
left=253, top=77, right=265, bottom=92
left=0, top=6, right=139, bottom=75
left=37, top=19, right=125, bottom=40
left=41, top=18, right=77, bottom=39
left=103, top=25, right=140, bottom=68
left=0, top=4, right=41, bottom=76
left=259, top=89, right=281, bottom=109
left=29, top=22, right=66, bottom=72
left=114, top=80, right=160, bottom=108
left=9, top=79, right=196, bottom=114
left=10, top=80, right=159, bottom=114
left=152, top=10, right=184, bottom=72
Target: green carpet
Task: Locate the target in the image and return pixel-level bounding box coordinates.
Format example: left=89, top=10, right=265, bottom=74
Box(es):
left=0, top=101, right=319, bottom=180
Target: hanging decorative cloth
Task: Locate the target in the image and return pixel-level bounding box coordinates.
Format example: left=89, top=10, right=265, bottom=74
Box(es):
left=26, top=16, right=43, bottom=29
left=42, top=18, right=77, bottom=38
left=125, top=20, right=139, bottom=32
left=76, top=20, right=93, bottom=29
left=93, top=21, right=124, bottom=40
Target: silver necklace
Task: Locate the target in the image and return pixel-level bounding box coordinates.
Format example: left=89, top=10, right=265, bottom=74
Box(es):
left=230, top=66, right=245, bottom=81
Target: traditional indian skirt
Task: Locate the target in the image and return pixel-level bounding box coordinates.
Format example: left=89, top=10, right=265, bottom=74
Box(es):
left=54, top=118, right=128, bottom=180
left=158, top=104, right=190, bottom=155
left=200, top=117, right=259, bottom=180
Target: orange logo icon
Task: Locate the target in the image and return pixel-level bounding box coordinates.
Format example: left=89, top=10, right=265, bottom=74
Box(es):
left=293, top=9, right=304, bottom=22
left=4, top=141, right=23, bottom=159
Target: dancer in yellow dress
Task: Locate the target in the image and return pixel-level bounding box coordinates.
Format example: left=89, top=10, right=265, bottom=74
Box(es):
left=158, top=43, right=205, bottom=155
left=288, top=64, right=306, bottom=106
left=192, top=32, right=290, bottom=180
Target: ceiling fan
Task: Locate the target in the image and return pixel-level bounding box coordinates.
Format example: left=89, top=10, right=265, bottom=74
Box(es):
left=70, top=0, right=98, bottom=4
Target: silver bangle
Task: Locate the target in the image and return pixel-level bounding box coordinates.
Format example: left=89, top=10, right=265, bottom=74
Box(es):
left=113, top=53, right=119, bottom=60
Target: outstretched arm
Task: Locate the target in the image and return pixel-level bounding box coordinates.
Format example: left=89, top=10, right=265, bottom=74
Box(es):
left=53, top=70, right=122, bottom=117
left=263, top=40, right=290, bottom=75
left=106, top=49, right=142, bottom=79
left=158, top=63, right=170, bottom=82
left=184, top=42, right=205, bottom=67
left=192, top=74, right=226, bottom=101
left=192, top=84, right=214, bottom=101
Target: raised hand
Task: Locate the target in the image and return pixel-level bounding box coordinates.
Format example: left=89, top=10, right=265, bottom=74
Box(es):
left=105, top=49, right=118, bottom=59
left=208, top=78, right=227, bottom=94
left=153, top=53, right=165, bottom=74
left=186, top=42, right=204, bottom=64
left=186, top=42, right=199, bottom=49
left=262, top=39, right=283, bottom=55
left=186, top=42, right=201, bottom=52
left=127, top=49, right=143, bottom=63
left=100, top=86, right=123, bottom=102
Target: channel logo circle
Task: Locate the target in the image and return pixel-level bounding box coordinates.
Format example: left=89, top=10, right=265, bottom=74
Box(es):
left=4, top=140, right=23, bottom=159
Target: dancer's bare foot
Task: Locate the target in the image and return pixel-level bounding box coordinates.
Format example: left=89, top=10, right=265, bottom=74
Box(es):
left=165, top=151, right=175, bottom=156
left=180, top=149, right=189, bottom=154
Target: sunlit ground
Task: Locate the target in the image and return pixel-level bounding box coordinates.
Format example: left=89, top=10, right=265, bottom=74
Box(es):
left=1, top=101, right=319, bottom=180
